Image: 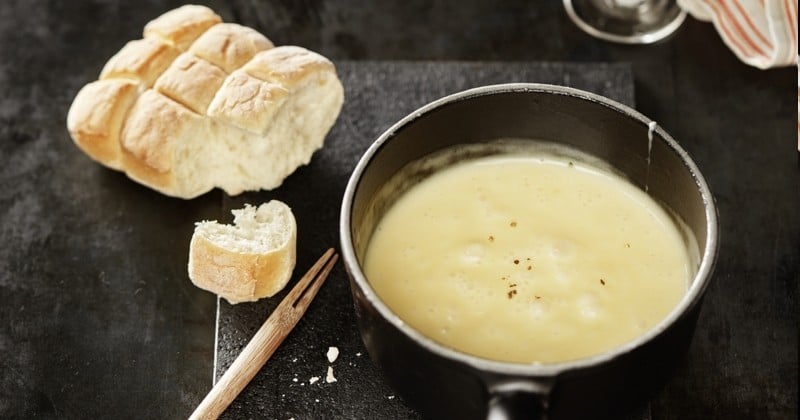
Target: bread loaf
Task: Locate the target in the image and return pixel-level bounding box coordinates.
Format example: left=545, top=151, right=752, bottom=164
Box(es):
left=188, top=201, right=297, bottom=304
left=67, top=5, right=344, bottom=199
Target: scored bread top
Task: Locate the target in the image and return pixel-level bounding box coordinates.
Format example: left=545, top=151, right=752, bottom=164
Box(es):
left=189, top=23, right=275, bottom=73
left=143, top=4, right=222, bottom=51
left=154, top=53, right=228, bottom=114
left=67, top=4, right=344, bottom=199
left=100, top=38, right=181, bottom=87
left=243, top=46, right=336, bottom=87
left=207, top=71, right=290, bottom=135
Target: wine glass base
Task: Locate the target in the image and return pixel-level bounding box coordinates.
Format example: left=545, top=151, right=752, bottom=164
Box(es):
left=564, top=0, right=687, bottom=44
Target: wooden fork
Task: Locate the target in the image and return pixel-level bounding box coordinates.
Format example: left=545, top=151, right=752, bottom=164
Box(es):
left=189, top=248, right=339, bottom=420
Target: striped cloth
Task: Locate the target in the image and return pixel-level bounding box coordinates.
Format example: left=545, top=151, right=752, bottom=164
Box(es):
left=678, top=0, right=797, bottom=69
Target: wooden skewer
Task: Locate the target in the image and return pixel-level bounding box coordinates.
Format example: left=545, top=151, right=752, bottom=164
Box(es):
left=189, top=248, right=339, bottom=420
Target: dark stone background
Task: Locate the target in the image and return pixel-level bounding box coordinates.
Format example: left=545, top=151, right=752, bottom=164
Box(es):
left=0, top=1, right=796, bottom=419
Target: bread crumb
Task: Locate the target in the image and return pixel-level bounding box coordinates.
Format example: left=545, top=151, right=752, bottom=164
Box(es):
left=326, top=346, right=339, bottom=363
left=356, top=352, right=362, bottom=357
left=325, top=366, right=337, bottom=383
left=388, top=395, right=395, bottom=400
left=292, top=377, right=298, bottom=383
left=309, top=376, right=320, bottom=384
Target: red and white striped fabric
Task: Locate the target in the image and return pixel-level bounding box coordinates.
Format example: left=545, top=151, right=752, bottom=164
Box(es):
left=677, top=0, right=797, bottom=69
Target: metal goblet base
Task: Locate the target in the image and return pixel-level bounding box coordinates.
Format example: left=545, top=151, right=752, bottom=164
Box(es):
left=564, top=0, right=687, bottom=44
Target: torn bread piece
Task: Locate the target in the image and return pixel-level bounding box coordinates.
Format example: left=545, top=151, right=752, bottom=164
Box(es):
left=188, top=201, right=297, bottom=304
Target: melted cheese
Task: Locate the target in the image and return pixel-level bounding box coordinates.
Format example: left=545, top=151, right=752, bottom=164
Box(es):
left=364, top=154, right=692, bottom=364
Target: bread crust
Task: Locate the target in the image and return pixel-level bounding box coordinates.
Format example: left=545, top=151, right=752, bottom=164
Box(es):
left=119, top=90, right=202, bottom=196
left=66, top=79, right=139, bottom=170
left=67, top=6, right=344, bottom=199
left=188, top=233, right=297, bottom=303
left=188, top=235, right=258, bottom=302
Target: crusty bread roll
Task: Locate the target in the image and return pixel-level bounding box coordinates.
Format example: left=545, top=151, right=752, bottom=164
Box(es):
left=188, top=201, right=297, bottom=304
left=67, top=5, right=344, bottom=199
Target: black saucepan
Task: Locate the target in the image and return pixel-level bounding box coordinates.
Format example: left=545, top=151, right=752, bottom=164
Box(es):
left=340, top=84, right=718, bottom=420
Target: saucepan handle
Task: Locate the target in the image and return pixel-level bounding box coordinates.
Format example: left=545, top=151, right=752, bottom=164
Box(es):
left=485, top=379, right=553, bottom=420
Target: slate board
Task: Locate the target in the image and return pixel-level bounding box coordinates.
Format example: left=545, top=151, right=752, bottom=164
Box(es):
left=214, top=61, right=637, bottom=419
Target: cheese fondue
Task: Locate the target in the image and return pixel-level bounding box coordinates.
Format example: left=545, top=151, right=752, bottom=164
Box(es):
left=363, top=150, right=695, bottom=364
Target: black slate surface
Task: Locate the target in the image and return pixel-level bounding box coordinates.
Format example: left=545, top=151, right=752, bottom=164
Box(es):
left=1, top=1, right=797, bottom=419
left=214, top=61, right=637, bottom=419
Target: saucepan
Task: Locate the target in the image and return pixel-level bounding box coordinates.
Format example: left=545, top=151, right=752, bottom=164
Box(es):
left=339, top=84, right=718, bottom=419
